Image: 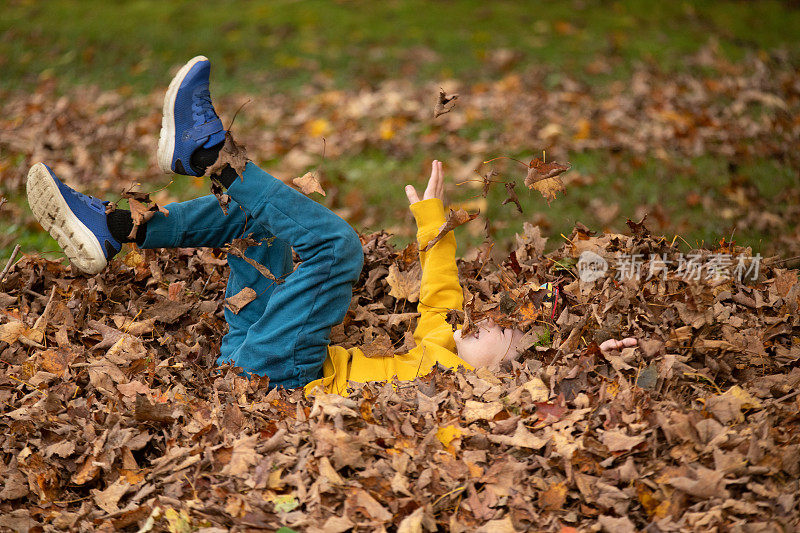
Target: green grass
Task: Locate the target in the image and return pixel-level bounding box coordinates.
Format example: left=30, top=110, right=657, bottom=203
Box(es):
left=2, top=0, right=798, bottom=94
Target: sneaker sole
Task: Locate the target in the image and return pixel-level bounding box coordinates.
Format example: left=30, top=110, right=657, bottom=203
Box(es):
left=157, top=55, right=208, bottom=174
left=26, top=163, right=107, bottom=275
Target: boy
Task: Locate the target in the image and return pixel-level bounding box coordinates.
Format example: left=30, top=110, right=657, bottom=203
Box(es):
left=27, top=56, right=634, bottom=394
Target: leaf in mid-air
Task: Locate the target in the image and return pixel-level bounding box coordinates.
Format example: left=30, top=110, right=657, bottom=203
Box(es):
left=422, top=208, right=480, bottom=251
left=524, top=158, right=570, bottom=205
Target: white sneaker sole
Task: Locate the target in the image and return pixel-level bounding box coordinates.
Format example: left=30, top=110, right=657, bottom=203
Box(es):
left=26, top=163, right=108, bottom=275
left=157, top=55, right=208, bottom=174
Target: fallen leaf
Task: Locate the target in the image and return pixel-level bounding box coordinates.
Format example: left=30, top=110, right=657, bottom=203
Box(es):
left=293, top=171, right=326, bottom=196
left=386, top=263, right=421, bottom=302
left=436, top=424, right=462, bottom=453
left=92, top=479, right=130, bottom=514
left=600, top=428, right=646, bottom=452
left=539, top=481, right=567, bottom=510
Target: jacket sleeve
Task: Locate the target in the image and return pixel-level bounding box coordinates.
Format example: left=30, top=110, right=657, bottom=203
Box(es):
left=409, top=198, right=463, bottom=352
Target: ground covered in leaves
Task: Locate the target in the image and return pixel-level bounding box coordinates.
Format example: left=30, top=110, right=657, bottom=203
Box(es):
left=1, top=212, right=799, bottom=530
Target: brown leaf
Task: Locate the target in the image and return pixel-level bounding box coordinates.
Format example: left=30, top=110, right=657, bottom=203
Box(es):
left=293, top=171, right=326, bottom=196
left=421, top=208, right=480, bottom=251
left=134, top=395, right=176, bottom=423
left=92, top=479, right=130, bottom=514
left=626, top=214, right=650, bottom=237
left=0, top=321, right=27, bottom=344
left=221, top=434, right=260, bottom=477
left=208, top=130, right=248, bottom=179
left=225, top=238, right=283, bottom=283
left=225, top=287, right=258, bottom=314
left=210, top=178, right=231, bottom=215
left=501, top=181, right=523, bottom=213
left=124, top=194, right=169, bottom=241
left=360, top=330, right=394, bottom=358
left=524, top=158, right=570, bottom=205
left=433, top=88, right=459, bottom=118
left=600, top=428, right=646, bottom=452
left=539, top=481, right=567, bottom=510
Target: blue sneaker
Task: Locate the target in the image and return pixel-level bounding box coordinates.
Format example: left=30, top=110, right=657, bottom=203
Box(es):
left=157, top=55, right=226, bottom=176
left=26, top=163, right=121, bottom=275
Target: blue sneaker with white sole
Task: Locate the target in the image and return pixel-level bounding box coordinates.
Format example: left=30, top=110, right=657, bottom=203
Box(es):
left=26, top=163, right=121, bottom=275
left=157, top=55, right=226, bottom=176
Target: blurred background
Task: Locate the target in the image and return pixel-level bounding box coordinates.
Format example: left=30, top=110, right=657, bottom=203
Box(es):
left=1, top=0, right=798, bottom=262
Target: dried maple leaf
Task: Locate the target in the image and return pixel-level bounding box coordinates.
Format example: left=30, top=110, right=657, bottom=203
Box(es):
left=433, top=88, right=459, bottom=118
left=479, top=169, right=499, bottom=198
left=293, top=171, right=326, bottom=196
left=207, top=130, right=248, bottom=179
left=225, top=237, right=283, bottom=283
left=626, top=214, right=650, bottom=237
left=385, top=263, right=421, bottom=302
left=524, top=158, right=571, bottom=205
left=210, top=178, right=231, bottom=215
left=122, top=192, right=169, bottom=241
left=360, top=331, right=394, bottom=358
left=421, top=208, right=479, bottom=251
left=501, top=181, right=523, bottom=213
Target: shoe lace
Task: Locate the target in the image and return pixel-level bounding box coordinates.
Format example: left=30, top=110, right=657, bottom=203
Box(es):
left=194, top=86, right=217, bottom=124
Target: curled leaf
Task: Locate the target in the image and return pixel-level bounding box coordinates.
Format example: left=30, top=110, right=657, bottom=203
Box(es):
left=208, top=130, right=248, bottom=179
left=293, top=171, right=326, bottom=196
left=501, top=181, right=523, bottom=213
left=122, top=192, right=169, bottom=241
left=433, top=89, right=459, bottom=118
left=422, top=208, right=480, bottom=251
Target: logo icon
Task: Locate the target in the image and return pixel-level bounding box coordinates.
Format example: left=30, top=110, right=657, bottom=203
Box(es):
left=577, top=251, right=608, bottom=282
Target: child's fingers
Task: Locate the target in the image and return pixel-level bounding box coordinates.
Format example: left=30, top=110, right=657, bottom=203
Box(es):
left=405, top=185, right=420, bottom=204
left=599, top=337, right=638, bottom=352
left=436, top=160, right=444, bottom=197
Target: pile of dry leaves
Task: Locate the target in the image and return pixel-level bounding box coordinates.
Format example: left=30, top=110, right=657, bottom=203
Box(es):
left=1, top=209, right=798, bottom=531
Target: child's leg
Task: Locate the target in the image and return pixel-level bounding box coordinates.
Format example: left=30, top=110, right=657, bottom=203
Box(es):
left=217, top=163, right=363, bottom=388
left=140, top=194, right=294, bottom=354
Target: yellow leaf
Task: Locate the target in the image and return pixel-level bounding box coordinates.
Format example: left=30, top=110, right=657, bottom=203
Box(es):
left=437, top=425, right=462, bottom=453
left=723, top=385, right=762, bottom=409
left=524, top=158, right=570, bottom=205
left=379, top=118, right=395, bottom=140
left=124, top=249, right=145, bottom=268
left=121, top=468, right=145, bottom=484
left=307, top=118, right=332, bottom=137
left=386, top=264, right=421, bottom=302
left=164, top=507, right=192, bottom=533
left=573, top=118, right=591, bottom=140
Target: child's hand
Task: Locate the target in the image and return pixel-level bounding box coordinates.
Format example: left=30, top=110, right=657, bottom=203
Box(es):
left=599, top=337, right=638, bottom=353
left=405, top=160, right=444, bottom=204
